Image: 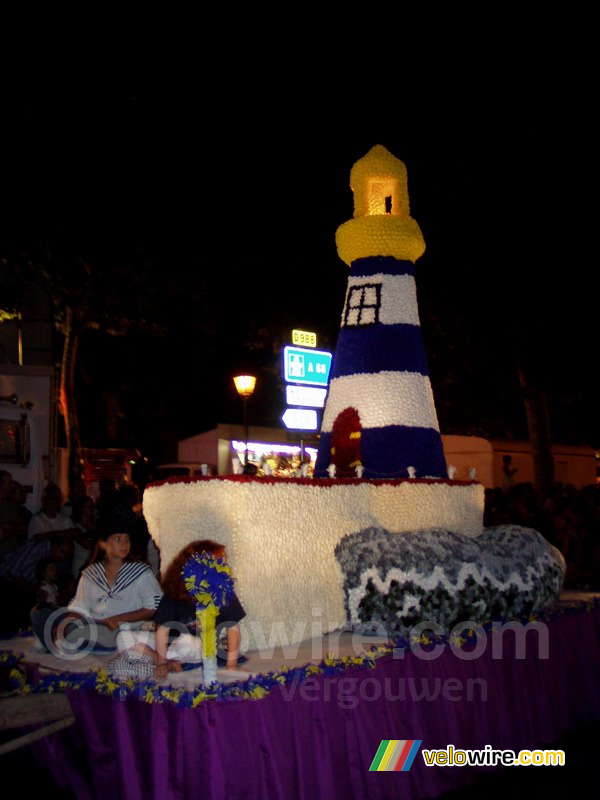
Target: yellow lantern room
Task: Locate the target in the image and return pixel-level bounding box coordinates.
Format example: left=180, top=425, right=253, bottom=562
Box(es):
left=335, top=144, right=425, bottom=266
left=349, top=144, right=411, bottom=218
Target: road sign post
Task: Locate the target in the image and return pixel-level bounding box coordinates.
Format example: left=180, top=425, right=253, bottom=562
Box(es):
left=282, top=335, right=333, bottom=470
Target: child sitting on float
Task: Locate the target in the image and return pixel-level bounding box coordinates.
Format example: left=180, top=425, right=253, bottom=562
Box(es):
left=112, top=539, right=246, bottom=679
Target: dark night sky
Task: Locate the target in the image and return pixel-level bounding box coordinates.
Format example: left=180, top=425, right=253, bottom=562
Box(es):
left=1, top=37, right=598, bottom=461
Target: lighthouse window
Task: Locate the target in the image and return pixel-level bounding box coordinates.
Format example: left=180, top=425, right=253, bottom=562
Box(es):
left=367, top=178, right=399, bottom=215
left=344, top=283, right=381, bottom=327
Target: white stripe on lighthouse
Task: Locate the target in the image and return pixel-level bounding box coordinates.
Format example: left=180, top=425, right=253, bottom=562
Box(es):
left=320, top=372, right=441, bottom=433
left=343, top=274, right=420, bottom=327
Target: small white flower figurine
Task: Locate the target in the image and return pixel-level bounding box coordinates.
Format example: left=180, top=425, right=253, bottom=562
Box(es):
left=468, top=467, right=476, bottom=480
left=408, top=466, right=416, bottom=478
left=355, top=463, right=364, bottom=478
left=232, top=457, right=242, bottom=475
left=327, top=463, right=337, bottom=478
left=263, top=462, right=272, bottom=476
left=447, top=465, right=457, bottom=480
left=201, top=463, right=208, bottom=476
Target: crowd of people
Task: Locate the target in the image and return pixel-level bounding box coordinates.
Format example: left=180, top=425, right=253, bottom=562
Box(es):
left=0, top=469, right=247, bottom=676
left=0, top=472, right=158, bottom=635
left=484, top=479, right=600, bottom=589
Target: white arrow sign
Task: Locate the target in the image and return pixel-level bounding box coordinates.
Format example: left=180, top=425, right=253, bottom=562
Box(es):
left=285, top=385, right=327, bottom=409
left=281, top=408, right=318, bottom=431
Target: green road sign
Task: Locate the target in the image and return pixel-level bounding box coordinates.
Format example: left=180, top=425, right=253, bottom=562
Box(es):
left=283, top=346, right=332, bottom=387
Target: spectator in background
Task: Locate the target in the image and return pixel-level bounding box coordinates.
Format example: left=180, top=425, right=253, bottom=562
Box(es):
left=485, top=479, right=600, bottom=590
left=61, top=476, right=88, bottom=520
left=10, top=480, right=33, bottom=530
left=70, top=495, right=98, bottom=580
left=506, top=482, right=545, bottom=531
left=94, top=478, right=119, bottom=525
left=553, top=497, right=583, bottom=587
left=33, top=556, right=61, bottom=609
left=0, top=535, right=74, bottom=635
left=116, top=483, right=151, bottom=561
left=501, top=455, right=518, bottom=490
left=27, top=483, right=78, bottom=541
left=1, top=470, right=28, bottom=563
left=484, top=487, right=511, bottom=527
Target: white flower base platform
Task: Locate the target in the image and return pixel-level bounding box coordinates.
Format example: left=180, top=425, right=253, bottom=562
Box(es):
left=143, top=476, right=484, bottom=652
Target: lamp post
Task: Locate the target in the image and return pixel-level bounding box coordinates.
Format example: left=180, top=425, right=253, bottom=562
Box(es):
left=233, top=375, right=256, bottom=470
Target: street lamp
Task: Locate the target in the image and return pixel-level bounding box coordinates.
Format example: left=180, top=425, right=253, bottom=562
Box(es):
left=233, top=375, right=256, bottom=470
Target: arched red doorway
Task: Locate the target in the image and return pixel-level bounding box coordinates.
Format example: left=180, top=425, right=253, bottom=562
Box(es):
left=330, top=407, right=362, bottom=477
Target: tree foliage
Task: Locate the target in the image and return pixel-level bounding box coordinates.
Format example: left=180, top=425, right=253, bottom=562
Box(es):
left=1, top=238, right=217, bottom=478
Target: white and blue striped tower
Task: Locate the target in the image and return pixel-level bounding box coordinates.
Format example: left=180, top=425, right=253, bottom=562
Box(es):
left=315, top=145, right=447, bottom=479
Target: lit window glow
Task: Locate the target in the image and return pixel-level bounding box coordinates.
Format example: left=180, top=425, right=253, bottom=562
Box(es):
left=232, top=440, right=317, bottom=460
left=367, top=178, right=399, bottom=215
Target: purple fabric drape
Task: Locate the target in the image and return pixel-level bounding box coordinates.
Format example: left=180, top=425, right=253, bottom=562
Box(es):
left=36, top=606, right=600, bottom=799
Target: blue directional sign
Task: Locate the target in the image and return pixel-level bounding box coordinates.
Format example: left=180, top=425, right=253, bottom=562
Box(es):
left=284, top=346, right=333, bottom=387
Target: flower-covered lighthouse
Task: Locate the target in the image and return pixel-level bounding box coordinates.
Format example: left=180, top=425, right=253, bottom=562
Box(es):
left=315, top=145, right=447, bottom=479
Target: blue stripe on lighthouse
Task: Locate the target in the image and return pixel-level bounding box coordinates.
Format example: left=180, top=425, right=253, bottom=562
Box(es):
left=315, top=427, right=447, bottom=479
left=362, top=426, right=447, bottom=477
left=350, top=256, right=415, bottom=278
left=329, top=325, right=430, bottom=377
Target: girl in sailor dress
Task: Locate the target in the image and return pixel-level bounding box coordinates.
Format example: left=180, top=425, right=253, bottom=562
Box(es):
left=52, top=513, right=163, bottom=653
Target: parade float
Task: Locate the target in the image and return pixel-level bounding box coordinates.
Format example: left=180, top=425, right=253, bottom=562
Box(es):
left=2, top=145, right=593, bottom=800
left=143, top=145, right=563, bottom=652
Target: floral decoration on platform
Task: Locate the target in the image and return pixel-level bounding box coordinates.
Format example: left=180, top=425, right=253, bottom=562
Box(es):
left=335, top=525, right=566, bottom=638
left=182, top=552, right=234, bottom=612
left=182, top=552, right=234, bottom=684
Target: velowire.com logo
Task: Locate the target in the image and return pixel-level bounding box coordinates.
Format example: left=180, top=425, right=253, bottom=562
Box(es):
left=369, top=739, right=422, bottom=772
